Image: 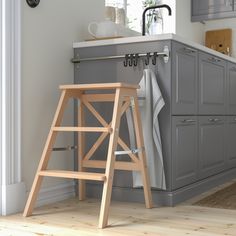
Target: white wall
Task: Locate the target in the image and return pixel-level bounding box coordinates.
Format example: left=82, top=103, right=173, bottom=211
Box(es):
left=204, top=19, right=236, bottom=57
left=22, top=0, right=104, bottom=205
left=162, top=0, right=176, bottom=34
left=175, top=0, right=204, bottom=44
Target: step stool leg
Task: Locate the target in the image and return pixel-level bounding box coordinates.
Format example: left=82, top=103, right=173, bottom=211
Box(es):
left=78, top=99, right=86, bottom=200
left=98, top=88, right=123, bottom=228
left=23, top=90, right=69, bottom=217
left=132, top=93, right=153, bottom=209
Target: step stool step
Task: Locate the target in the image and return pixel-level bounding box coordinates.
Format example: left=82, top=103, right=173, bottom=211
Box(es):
left=39, top=170, right=106, bottom=181
left=53, top=127, right=112, bottom=133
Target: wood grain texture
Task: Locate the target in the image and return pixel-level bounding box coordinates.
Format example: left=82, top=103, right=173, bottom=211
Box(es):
left=23, top=83, right=151, bottom=229
left=2, top=197, right=236, bottom=235
left=60, top=83, right=139, bottom=90
left=39, top=170, right=106, bottom=181
left=23, top=90, right=69, bottom=217
left=205, top=28, right=232, bottom=56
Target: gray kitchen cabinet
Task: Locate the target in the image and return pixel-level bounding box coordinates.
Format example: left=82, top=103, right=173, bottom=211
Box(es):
left=227, top=62, right=236, bottom=114
left=172, top=116, right=198, bottom=189
left=74, top=37, right=236, bottom=206
left=192, top=0, right=235, bottom=22
left=199, top=116, right=226, bottom=179
left=198, top=52, right=226, bottom=114
left=172, top=42, right=198, bottom=115
left=226, top=116, right=236, bottom=168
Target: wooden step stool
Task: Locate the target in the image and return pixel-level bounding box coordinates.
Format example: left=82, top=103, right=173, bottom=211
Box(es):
left=23, top=83, right=153, bottom=228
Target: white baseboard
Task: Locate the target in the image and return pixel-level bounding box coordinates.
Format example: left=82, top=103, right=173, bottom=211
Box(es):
left=35, top=181, right=76, bottom=208
left=2, top=182, right=26, bottom=215
left=3, top=181, right=76, bottom=216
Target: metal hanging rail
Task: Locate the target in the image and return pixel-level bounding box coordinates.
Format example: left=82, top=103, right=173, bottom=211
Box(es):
left=71, top=45, right=170, bottom=65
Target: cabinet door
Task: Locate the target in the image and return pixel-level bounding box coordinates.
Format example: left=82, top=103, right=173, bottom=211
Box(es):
left=192, top=0, right=233, bottom=16
left=199, top=52, right=226, bottom=114
left=191, top=0, right=235, bottom=22
left=227, top=63, right=236, bottom=114
left=226, top=116, right=236, bottom=168
left=172, top=42, right=198, bottom=115
left=172, top=116, right=198, bottom=189
left=199, top=116, right=226, bottom=179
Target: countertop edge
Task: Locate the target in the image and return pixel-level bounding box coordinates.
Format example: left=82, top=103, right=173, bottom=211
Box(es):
left=73, top=33, right=236, bottom=64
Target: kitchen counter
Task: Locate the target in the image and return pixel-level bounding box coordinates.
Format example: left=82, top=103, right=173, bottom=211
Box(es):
left=73, top=34, right=236, bottom=207
left=73, top=33, right=236, bottom=64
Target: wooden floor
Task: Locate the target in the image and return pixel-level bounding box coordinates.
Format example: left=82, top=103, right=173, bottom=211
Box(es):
left=0, top=191, right=236, bottom=236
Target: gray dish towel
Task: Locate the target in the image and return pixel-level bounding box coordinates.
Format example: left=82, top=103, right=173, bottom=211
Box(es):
left=126, top=69, right=166, bottom=189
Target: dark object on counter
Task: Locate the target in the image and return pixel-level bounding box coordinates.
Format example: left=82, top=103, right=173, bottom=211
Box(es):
left=142, top=4, right=172, bottom=36
left=26, top=0, right=40, bottom=8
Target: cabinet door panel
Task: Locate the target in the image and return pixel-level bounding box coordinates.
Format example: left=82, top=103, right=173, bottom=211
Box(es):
left=227, top=63, right=236, bottom=114
left=199, top=116, right=225, bottom=179
left=192, top=0, right=233, bottom=16
left=199, top=52, right=226, bottom=114
left=172, top=116, right=198, bottom=189
left=226, top=116, right=236, bottom=168
left=172, top=42, right=198, bottom=115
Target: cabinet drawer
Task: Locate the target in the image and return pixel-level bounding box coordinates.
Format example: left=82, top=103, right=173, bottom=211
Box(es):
left=198, top=52, right=226, bottom=114
left=172, top=116, right=198, bottom=189
left=199, top=116, right=226, bottom=179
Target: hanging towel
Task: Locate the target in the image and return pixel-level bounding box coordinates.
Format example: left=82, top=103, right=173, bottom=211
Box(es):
left=127, top=69, right=166, bottom=189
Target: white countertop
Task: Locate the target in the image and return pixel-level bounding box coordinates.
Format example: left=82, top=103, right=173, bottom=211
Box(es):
left=73, top=33, right=236, bottom=64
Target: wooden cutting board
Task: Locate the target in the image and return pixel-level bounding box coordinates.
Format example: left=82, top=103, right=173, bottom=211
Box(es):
left=205, top=28, right=232, bottom=56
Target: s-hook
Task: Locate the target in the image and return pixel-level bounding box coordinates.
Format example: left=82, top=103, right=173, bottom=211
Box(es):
left=152, top=52, right=158, bottom=65
left=129, top=54, right=134, bottom=67
left=26, top=0, right=40, bottom=8
left=134, top=54, right=139, bottom=66
left=145, top=53, right=151, bottom=65
left=124, top=54, right=129, bottom=67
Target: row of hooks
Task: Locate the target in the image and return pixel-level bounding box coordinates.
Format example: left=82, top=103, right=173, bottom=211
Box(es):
left=123, top=52, right=159, bottom=67
left=71, top=46, right=170, bottom=65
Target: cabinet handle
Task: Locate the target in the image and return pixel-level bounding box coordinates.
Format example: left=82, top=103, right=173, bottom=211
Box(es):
left=208, top=57, right=221, bottom=63
left=182, top=47, right=197, bottom=54
left=231, top=66, right=236, bottom=71
left=181, top=119, right=196, bottom=123
left=208, top=118, right=221, bottom=123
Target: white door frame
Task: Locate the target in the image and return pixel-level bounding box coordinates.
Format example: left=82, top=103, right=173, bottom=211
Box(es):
left=1, top=0, right=25, bottom=215
left=0, top=0, right=3, bottom=215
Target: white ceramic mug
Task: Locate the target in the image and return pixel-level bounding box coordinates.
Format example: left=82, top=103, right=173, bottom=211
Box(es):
left=88, top=20, right=118, bottom=38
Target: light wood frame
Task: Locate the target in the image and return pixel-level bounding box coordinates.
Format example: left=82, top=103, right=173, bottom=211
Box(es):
left=23, top=83, right=152, bottom=228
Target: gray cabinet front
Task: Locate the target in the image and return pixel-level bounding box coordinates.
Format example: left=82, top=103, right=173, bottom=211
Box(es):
left=172, top=116, right=198, bottom=189
left=199, top=52, right=226, bottom=114
left=227, top=62, right=236, bottom=114
left=192, top=0, right=234, bottom=22
left=226, top=116, right=236, bottom=168
left=199, top=116, right=226, bottom=179
left=172, top=42, right=198, bottom=115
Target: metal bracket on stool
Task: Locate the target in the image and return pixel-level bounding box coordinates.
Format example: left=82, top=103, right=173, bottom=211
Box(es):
left=130, top=97, right=135, bottom=108
left=52, top=145, right=78, bottom=151
left=114, top=147, right=145, bottom=156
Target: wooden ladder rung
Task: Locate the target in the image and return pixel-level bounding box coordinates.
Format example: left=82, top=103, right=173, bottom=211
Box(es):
left=39, top=170, right=106, bottom=181
left=53, top=127, right=112, bottom=133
